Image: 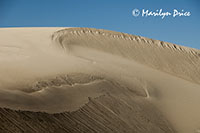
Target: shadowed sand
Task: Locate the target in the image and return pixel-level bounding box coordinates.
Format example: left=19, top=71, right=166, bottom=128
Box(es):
left=0, top=27, right=200, bottom=132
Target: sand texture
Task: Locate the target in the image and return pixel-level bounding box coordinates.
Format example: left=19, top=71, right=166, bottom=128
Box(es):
left=0, top=27, right=200, bottom=133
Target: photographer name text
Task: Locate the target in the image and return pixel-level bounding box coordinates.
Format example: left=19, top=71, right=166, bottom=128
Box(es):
left=132, top=9, right=191, bottom=19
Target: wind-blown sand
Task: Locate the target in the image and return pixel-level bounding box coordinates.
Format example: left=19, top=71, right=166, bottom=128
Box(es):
left=0, top=27, right=200, bottom=133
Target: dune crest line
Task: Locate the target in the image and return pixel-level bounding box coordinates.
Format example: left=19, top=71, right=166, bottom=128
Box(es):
left=52, top=27, right=200, bottom=85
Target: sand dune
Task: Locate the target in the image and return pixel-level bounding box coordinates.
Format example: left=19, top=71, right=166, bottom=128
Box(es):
left=0, top=27, right=200, bottom=133
left=52, top=28, right=200, bottom=84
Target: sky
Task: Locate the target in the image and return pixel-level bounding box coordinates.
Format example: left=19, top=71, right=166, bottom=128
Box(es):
left=0, top=0, right=199, bottom=49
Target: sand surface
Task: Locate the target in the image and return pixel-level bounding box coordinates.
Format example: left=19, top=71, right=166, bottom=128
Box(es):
left=0, top=27, right=200, bottom=133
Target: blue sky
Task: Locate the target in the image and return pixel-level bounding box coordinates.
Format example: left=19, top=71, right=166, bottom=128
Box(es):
left=0, top=0, right=199, bottom=49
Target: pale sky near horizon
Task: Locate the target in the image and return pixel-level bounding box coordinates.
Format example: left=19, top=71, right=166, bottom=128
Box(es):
left=0, top=0, right=199, bottom=49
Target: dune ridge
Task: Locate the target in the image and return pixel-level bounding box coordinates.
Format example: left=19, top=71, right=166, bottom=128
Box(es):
left=52, top=27, right=200, bottom=84
left=0, top=73, right=175, bottom=133
left=52, top=27, right=199, bottom=55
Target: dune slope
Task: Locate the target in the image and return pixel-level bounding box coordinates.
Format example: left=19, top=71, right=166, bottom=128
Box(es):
left=0, top=27, right=200, bottom=133
left=52, top=28, right=200, bottom=84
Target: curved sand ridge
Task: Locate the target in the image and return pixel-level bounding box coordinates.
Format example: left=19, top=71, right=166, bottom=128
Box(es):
left=52, top=27, right=200, bottom=84
left=0, top=27, right=200, bottom=133
left=0, top=73, right=175, bottom=133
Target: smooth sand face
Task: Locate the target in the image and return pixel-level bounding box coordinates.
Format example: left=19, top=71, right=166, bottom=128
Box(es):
left=0, top=27, right=200, bottom=133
